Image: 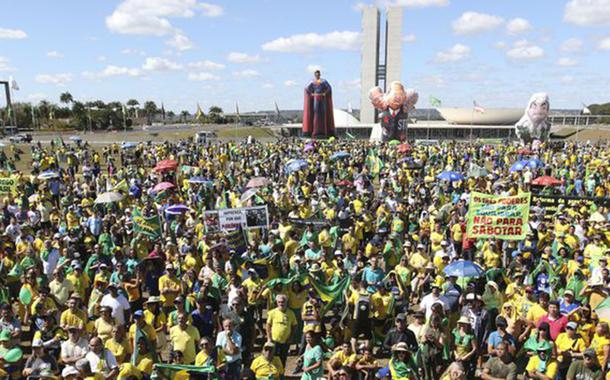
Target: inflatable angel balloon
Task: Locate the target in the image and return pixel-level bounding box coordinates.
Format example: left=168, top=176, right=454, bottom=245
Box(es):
left=369, top=81, right=418, bottom=141
left=515, top=93, right=551, bottom=146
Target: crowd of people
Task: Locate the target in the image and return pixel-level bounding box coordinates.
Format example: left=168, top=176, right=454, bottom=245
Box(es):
left=0, top=136, right=609, bottom=380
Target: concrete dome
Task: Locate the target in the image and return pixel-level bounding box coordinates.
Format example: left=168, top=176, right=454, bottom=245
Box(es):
left=334, top=108, right=360, bottom=126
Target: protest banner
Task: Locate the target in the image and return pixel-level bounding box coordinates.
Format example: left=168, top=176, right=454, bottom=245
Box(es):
left=466, top=192, right=531, bottom=240
left=204, top=205, right=268, bottom=231
left=0, top=176, right=18, bottom=195
left=531, top=194, right=610, bottom=220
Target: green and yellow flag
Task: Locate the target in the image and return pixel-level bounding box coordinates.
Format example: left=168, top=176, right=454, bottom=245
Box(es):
left=429, top=96, right=442, bottom=107
left=132, top=208, right=162, bottom=238
left=366, top=149, right=384, bottom=177
left=309, top=274, right=351, bottom=314
left=194, top=103, right=205, bottom=122
left=112, top=179, right=129, bottom=193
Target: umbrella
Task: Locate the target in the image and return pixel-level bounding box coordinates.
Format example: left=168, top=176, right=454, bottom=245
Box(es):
left=330, top=151, right=351, bottom=161
left=37, top=171, right=59, bottom=180
left=28, top=194, right=40, bottom=202
left=518, top=148, right=534, bottom=155
left=189, top=176, right=214, bottom=186
left=388, top=140, right=401, bottom=146
left=94, top=191, right=124, bottom=204
left=165, top=204, right=191, bottom=215
left=285, top=159, right=308, bottom=174
left=246, top=177, right=270, bottom=188
left=526, top=158, right=544, bottom=169
left=443, top=260, right=485, bottom=278
left=397, top=143, right=412, bottom=153
left=154, top=159, right=179, bottom=172
left=336, top=180, right=353, bottom=187
left=153, top=182, right=175, bottom=192
left=509, top=160, right=528, bottom=172
left=177, top=150, right=189, bottom=157
left=121, top=142, right=137, bottom=149
left=68, top=135, right=82, bottom=142
left=468, top=165, right=489, bottom=178
left=240, top=188, right=258, bottom=202
left=436, top=171, right=464, bottom=182
left=303, top=143, right=315, bottom=152
left=532, top=176, right=562, bottom=187
left=589, top=212, right=606, bottom=223
left=595, top=297, right=610, bottom=320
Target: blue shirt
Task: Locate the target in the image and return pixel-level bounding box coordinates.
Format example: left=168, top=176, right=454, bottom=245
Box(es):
left=487, top=331, right=516, bottom=349
left=363, top=267, right=384, bottom=292
left=216, top=330, right=242, bottom=363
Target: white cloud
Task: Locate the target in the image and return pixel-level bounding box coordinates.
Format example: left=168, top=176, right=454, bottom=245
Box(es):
left=0, top=57, right=15, bottom=71
left=142, top=57, right=183, bottom=71
left=506, top=40, right=544, bottom=60
left=0, top=28, right=27, bottom=39
left=27, top=93, right=47, bottom=101
left=564, top=0, right=610, bottom=26
left=166, top=33, right=193, bottom=51
left=261, top=83, right=274, bottom=89
left=560, top=37, right=583, bottom=52
left=233, top=69, right=260, bottom=78
left=560, top=75, right=574, bottom=84
left=338, top=78, right=361, bottom=90
left=382, top=0, right=449, bottom=8
left=47, top=50, right=64, bottom=58
left=188, top=72, right=221, bottom=81
left=494, top=41, right=508, bottom=49
left=121, top=48, right=146, bottom=56
left=82, top=65, right=140, bottom=79
left=403, top=33, right=416, bottom=43
left=188, top=60, right=225, bottom=70
left=262, top=31, right=360, bottom=53
left=284, top=80, right=297, bottom=87
left=556, top=57, right=578, bottom=66
left=306, top=64, right=324, bottom=73
left=227, top=52, right=262, bottom=63
left=452, top=12, right=504, bottom=35
left=105, top=0, right=222, bottom=51
left=506, top=18, right=532, bottom=35
left=434, top=44, right=471, bottom=63
left=598, top=37, right=610, bottom=50
left=35, top=73, right=73, bottom=85
left=97, top=55, right=107, bottom=62
left=353, top=2, right=368, bottom=11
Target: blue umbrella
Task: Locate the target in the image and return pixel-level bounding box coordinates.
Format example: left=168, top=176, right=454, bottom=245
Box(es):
left=509, top=160, right=528, bottom=172
left=165, top=204, right=191, bottom=215
left=330, top=151, right=351, bottom=161
left=188, top=176, right=214, bottom=186
left=121, top=142, right=137, bottom=149
left=527, top=158, right=544, bottom=169
left=69, top=135, right=82, bottom=142
left=436, top=171, right=464, bottom=182
left=37, top=171, right=59, bottom=180
left=443, top=260, right=485, bottom=278
left=285, top=159, right=308, bottom=174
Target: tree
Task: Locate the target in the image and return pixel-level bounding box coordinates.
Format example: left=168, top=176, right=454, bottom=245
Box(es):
left=208, top=106, right=225, bottom=124
left=143, top=101, right=158, bottom=125
left=209, top=106, right=223, bottom=115
left=59, top=92, right=73, bottom=106
left=180, top=110, right=190, bottom=123
left=126, top=99, right=139, bottom=118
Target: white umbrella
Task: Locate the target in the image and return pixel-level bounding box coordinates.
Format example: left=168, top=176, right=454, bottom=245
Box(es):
left=37, top=171, right=59, bottom=180
left=240, top=188, right=258, bottom=203
left=94, top=191, right=124, bottom=204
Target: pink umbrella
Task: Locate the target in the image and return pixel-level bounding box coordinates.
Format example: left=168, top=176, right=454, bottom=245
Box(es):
left=153, top=182, right=175, bottom=192
left=246, top=177, right=270, bottom=188
left=154, top=159, right=179, bottom=172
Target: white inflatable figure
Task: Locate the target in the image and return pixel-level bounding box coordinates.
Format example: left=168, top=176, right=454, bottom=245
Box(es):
left=515, top=93, right=551, bottom=147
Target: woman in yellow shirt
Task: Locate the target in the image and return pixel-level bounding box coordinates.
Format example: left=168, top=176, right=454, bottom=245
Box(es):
left=590, top=322, right=610, bottom=370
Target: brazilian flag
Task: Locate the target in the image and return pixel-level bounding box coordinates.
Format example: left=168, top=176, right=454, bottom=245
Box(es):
left=366, top=149, right=384, bottom=177
left=132, top=208, right=162, bottom=239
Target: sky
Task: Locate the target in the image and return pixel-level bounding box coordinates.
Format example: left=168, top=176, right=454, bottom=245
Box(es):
left=1, top=0, right=610, bottom=113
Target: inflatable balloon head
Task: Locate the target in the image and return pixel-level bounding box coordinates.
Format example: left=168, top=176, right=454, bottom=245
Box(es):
left=515, top=92, right=551, bottom=146
left=368, top=81, right=419, bottom=142
left=386, top=81, right=407, bottom=111
left=368, top=87, right=386, bottom=110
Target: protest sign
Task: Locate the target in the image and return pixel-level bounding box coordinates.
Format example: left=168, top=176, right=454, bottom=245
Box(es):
left=204, top=205, right=268, bottom=231
left=466, top=192, right=531, bottom=240
left=0, top=176, right=18, bottom=195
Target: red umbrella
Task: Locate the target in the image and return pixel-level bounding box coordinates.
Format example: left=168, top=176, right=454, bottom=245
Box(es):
left=532, top=176, right=562, bottom=186
left=517, top=148, right=534, bottom=155
left=397, top=143, right=412, bottom=153
left=154, top=159, right=179, bottom=172
left=336, top=180, right=353, bottom=187
left=153, top=182, right=175, bottom=192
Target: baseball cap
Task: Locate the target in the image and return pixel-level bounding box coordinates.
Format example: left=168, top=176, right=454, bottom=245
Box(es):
left=566, top=321, right=578, bottom=330
left=133, top=310, right=144, bottom=318
left=0, top=329, right=10, bottom=342
left=32, top=339, right=44, bottom=348
left=395, top=313, right=406, bottom=321
left=584, top=348, right=597, bottom=359
left=62, top=366, right=79, bottom=377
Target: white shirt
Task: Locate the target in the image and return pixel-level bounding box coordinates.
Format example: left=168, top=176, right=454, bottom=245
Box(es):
left=419, top=293, right=449, bottom=320
left=100, top=294, right=131, bottom=325
left=86, top=349, right=118, bottom=374
left=61, top=338, right=89, bottom=362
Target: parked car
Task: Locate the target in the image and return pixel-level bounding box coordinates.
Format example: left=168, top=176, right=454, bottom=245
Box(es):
left=9, top=133, right=32, bottom=143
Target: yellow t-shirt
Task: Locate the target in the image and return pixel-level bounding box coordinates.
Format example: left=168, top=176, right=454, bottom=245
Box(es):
left=105, top=338, right=130, bottom=364
left=158, top=274, right=181, bottom=307
left=169, top=325, right=200, bottom=364
left=526, top=356, right=558, bottom=379
left=554, top=332, right=586, bottom=363
left=60, top=308, right=87, bottom=329
left=330, top=350, right=358, bottom=366
left=590, top=333, right=610, bottom=366
left=526, top=304, right=547, bottom=325
left=250, top=355, right=284, bottom=379
left=94, top=317, right=115, bottom=343
left=266, top=308, right=297, bottom=344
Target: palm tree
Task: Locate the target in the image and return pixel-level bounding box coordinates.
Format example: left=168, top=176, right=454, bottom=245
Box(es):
left=180, top=110, right=190, bottom=123
left=59, top=92, right=73, bottom=106
left=126, top=99, right=139, bottom=118
left=143, top=101, right=158, bottom=125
